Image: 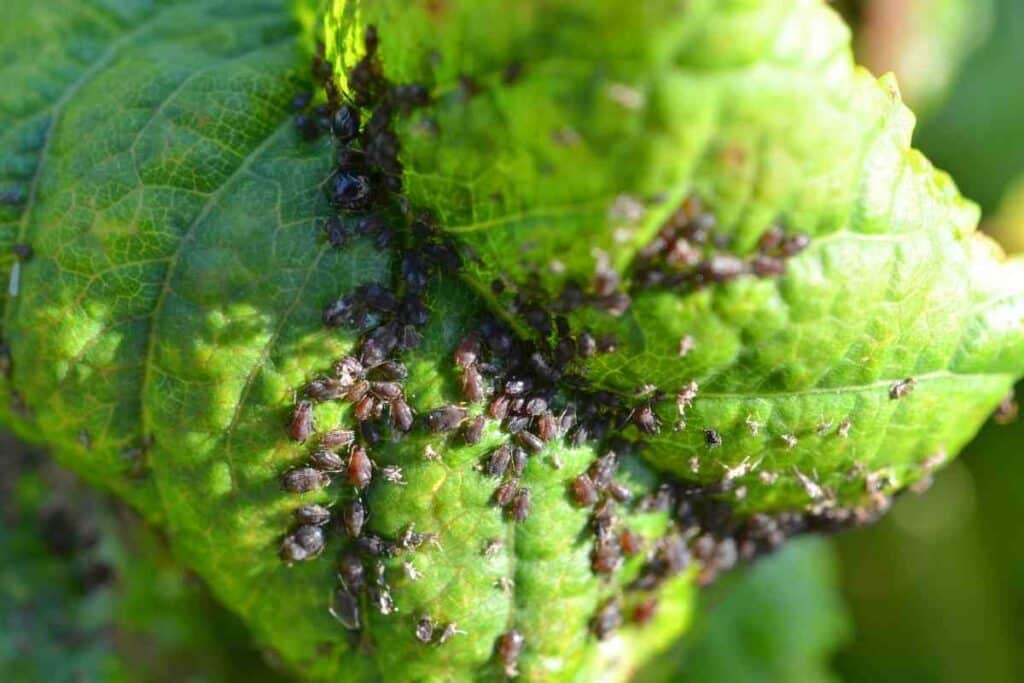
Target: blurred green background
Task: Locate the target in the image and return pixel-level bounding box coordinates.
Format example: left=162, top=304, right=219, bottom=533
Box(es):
left=3, top=0, right=1024, bottom=680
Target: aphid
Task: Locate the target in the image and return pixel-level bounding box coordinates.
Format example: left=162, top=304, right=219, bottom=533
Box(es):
left=607, top=481, right=632, bottom=503
left=504, top=415, right=530, bottom=434
left=380, top=465, right=406, bottom=485
left=994, top=392, right=1019, bottom=425
left=370, top=381, right=402, bottom=401
left=591, top=599, right=622, bottom=640
left=320, top=429, right=355, bottom=448
left=391, top=398, right=414, bottom=432
left=329, top=586, right=362, bottom=630
left=370, top=584, right=397, bottom=615
left=498, top=629, right=525, bottom=678
left=757, top=225, right=784, bottom=252
left=619, top=528, right=643, bottom=555
left=454, top=335, right=481, bottom=369
left=516, top=430, right=544, bottom=454
left=335, top=356, right=365, bottom=384
left=792, top=467, right=825, bottom=500
left=415, top=616, right=435, bottom=644
left=509, top=448, right=528, bottom=477
left=290, top=401, right=315, bottom=441
left=323, top=298, right=358, bottom=328
left=698, top=255, right=747, bottom=283
left=577, top=331, right=597, bottom=357
left=780, top=233, right=811, bottom=257
left=338, top=553, right=365, bottom=591
left=425, top=405, right=468, bottom=432
left=362, top=285, right=399, bottom=313
left=462, top=415, right=486, bottom=445
left=359, top=534, right=395, bottom=557
left=348, top=446, right=373, bottom=489
left=592, top=533, right=623, bottom=575
left=461, top=366, right=486, bottom=403
left=279, top=525, right=325, bottom=563
left=342, top=497, right=366, bottom=537
left=494, top=479, right=519, bottom=507
left=293, top=113, right=320, bottom=140
left=486, top=445, right=512, bottom=478
left=281, top=467, right=331, bottom=493
left=511, top=488, right=531, bottom=522
left=310, top=448, right=346, bottom=472
left=359, top=419, right=383, bottom=445
left=632, top=598, right=658, bottom=625
left=354, top=395, right=377, bottom=421
left=370, top=360, right=409, bottom=382
left=535, top=414, right=558, bottom=442
left=572, top=473, right=599, bottom=506
left=488, top=395, right=510, bottom=420
left=589, top=451, right=618, bottom=489
left=751, top=255, right=786, bottom=277
left=328, top=172, right=373, bottom=210
left=294, top=503, right=332, bottom=526
left=331, top=105, right=361, bottom=143
left=633, top=402, right=661, bottom=434
left=403, top=561, right=422, bottom=581
left=703, top=428, right=722, bottom=448
left=889, top=378, right=916, bottom=400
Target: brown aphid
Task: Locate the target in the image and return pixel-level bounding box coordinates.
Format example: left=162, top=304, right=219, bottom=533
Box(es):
left=535, top=414, right=559, bottom=441
left=329, top=585, right=361, bottom=630
left=348, top=446, right=373, bottom=489
left=516, top=430, right=544, bottom=454
left=698, top=254, right=747, bottom=283
left=889, top=378, right=916, bottom=400
left=704, top=428, right=722, bottom=448
left=415, top=616, right=435, bottom=644
left=592, top=534, right=623, bottom=575
left=488, top=395, right=510, bottom=420
left=758, top=224, right=784, bottom=252
left=321, top=429, right=355, bottom=448
left=498, top=629, right=525, bottom=678
left=425, top=405, right=468, bottom=432
left=632, top=597, right=658, bottom=625
left=463, top=415, right=486, bottom=445
left=619, top=528, right=643, bottom=555
left=462, top=366, right=486, bottom=402
left=494, top=479, right=520, bottom=507
left=780, top=233, right=811, bottom=257
left=511, top=487, right=532, bottom=522
left=305, top=376, right=346, bottom=401
left=751, top=255, right=787, bottom=277
left=509, top=448, right=528, bottom=477
left=281, top=467, right=331, bottom=494
left=589, top=451, right=618, bottom=489
left=370, top=381, right=403, bottom=401
left=310, top=448, right=346, bottom=472
left=290, top=400, right=315, bottom=441
left=591, top=598, right=622, bottom=640
left=391, top=398, right=415, bottom=432
left=454, top=335, right=481, bottom=369
left=342, top=497, right=366, bottom=537
left=353, top=395, right=377, bottom=421
left=607, top=482, right=632, bottom=503
left=572, top=473, right=599, bottom=506
left=294, top=504, right=332, bottom=526
left=335, top=356, right=365, bottom=385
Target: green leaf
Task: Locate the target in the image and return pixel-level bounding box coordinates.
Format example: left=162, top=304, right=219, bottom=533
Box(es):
left=1, top=0, right=1022, bottom=681
left=326, top=0, right=1024, bottom=512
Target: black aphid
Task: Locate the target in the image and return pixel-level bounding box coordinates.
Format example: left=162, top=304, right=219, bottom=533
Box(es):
left=511, top=487, right=531, bottom=522
left=498, top=629, right=525, bottom=678
left=328, top=172, right=373, bottom=210
left=281, top=467, right=331, bottom=493
left=889, top=378, right=915, bottom=400
left=12, top=244, right=33, bottom=262
left=348, top=445, right=373, bottom=489
left=330, top=586, right=362, bottom=630
left=321, top=429, right=356, bottom=448
left=494, top=479, right=519, bottom=507
left=358, top=534, right=395, bottom=557
left=342, top=497, right=366, bottom=537
left=339, top=553, right=365, bottom=592
left=415, top=616, right=435, bottom=644
left=704, top=428, right=722, bottom=448
left=289, top=400, right=315, bottom=441
left=279, top=524, right=325, bottom=563
left=332, top=105, right=361, bottom=143
left=295, top=503, right=332, bottom=526
left=463, top=415, right=486, bottom=445
left=425, top=405, right=468, bottom=432
left=591, top=598, right=622, bottom=640
left=310, top=448, right=346, bottom=472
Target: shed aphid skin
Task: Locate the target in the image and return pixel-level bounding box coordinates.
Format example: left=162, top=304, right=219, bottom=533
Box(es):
left=330, top=586, right=362, bottom=630
left=889, top=377, right=916, bottom=400
left=415, top=616, right=435, bottom=644
left=780, top=434, right=798, bottom=449
left=482, top=538, right=504, bottom=556
left=498, top=629, right=525, bottom=678
left=837, top=418, right=852, bottom=438
left=438, top=623, right=467, bottom=644
left=403, top=561, right=422, bottom=581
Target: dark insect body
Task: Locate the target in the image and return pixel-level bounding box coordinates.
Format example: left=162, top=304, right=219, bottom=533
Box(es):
left=281, top=467, right=330, bottom=494
left=294, top=504, right=332, bottom=526
left=348, top=446, right=373, bottom=489
left=290, top=401, right=315, bottom=441
left=498, top=629, right=525, bottom=678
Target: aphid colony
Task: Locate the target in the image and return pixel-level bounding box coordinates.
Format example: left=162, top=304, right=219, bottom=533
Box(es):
left=271, top=23, right=924, bottom=676
left=632, top=195, right=810, bottom=292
